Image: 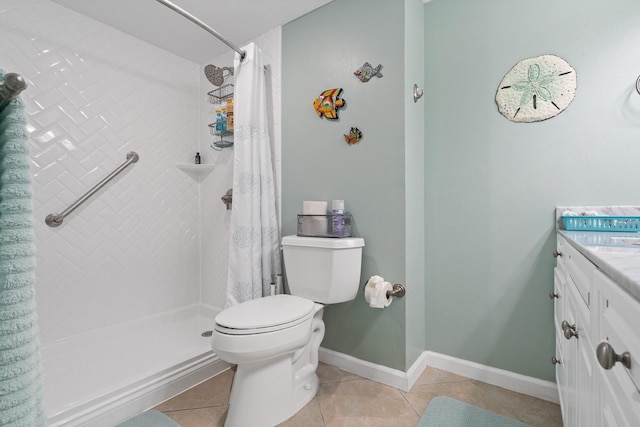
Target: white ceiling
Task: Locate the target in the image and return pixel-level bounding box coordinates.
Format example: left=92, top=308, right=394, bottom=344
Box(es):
left=50, top=0, right=333, bottom=64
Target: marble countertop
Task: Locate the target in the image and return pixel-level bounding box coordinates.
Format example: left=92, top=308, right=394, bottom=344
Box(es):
left=558, top=230, right=640, bottom=301
left=556, top=216, right=640, bottom=303
left=556, top=206, right=640, bottom=302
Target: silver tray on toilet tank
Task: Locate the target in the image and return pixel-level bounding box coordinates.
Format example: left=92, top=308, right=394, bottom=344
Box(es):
left=297, top=214, right=352, bottom=238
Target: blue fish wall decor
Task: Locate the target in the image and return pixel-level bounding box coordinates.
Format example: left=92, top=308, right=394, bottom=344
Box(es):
left=354, top=62, right=383, bottom=83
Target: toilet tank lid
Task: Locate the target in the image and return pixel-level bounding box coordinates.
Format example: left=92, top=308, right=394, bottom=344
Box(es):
left=282, top=235, right=365, bottom=249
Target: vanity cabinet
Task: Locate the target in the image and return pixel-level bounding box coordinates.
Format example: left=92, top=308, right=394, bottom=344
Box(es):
left=554, top=234, right=640, bottom=427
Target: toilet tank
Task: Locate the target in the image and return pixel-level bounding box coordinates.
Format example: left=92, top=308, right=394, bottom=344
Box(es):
left=281, top=235, right=365, bottom=304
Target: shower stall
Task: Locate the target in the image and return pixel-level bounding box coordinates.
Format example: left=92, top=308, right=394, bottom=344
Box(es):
left=0, top=0, right=282, bottom=425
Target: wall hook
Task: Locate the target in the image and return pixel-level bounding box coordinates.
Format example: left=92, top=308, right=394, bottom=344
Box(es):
left=413, top=84, right=424, bottom=103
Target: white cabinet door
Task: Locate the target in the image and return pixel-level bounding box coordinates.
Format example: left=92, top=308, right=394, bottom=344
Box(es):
left=554, top=266, right=576, bottom=427
left=594, top=270, right=640, bottom=427
left=555, top=234, right=596, bottom=427
left=574, top=282, right=596, bottom=427
left=555, top=235, right=576, bottom=426
left=559, top=271, right=578, bottom=427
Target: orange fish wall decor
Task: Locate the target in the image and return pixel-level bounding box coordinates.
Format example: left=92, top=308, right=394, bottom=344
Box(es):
left=344, top=127, right=363, bottom=145
left=313, top=88, right=345, bottom=119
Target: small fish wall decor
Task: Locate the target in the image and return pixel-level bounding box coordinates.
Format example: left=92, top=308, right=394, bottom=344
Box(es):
left=495, top=54, right=576, bottom=123
left=354, top=62, right=383, bottom=83
left=344, top=127, right=363, bottom=145
left=313, top=88, right=345, bottom=120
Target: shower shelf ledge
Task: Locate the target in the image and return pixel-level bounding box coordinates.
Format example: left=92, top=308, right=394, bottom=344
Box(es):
left=176, top=164, right=215, bottom=178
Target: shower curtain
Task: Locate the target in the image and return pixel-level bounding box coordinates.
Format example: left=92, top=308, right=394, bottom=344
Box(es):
left=0, top=69, right=45, bottom=426
left=225, top=43, right=281, bottom=306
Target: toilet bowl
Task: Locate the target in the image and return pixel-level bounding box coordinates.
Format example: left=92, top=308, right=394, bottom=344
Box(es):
left=212, top=295, right=325, bottom=427
left=212, top=235, right=364, bottom=427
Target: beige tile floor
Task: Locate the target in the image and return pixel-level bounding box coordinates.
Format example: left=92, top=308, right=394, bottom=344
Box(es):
left=154, top=363, right=563, bottom=427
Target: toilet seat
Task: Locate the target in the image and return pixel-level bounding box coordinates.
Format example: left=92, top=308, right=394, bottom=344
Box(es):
left=214, top=294, right=315, bottom=335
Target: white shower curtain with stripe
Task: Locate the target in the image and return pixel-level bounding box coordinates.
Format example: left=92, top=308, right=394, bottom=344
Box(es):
left=226, top=43, right=280, bottom=307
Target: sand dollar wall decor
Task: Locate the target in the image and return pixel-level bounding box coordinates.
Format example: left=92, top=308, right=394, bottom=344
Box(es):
left=496, top=54, right=577, bottom=123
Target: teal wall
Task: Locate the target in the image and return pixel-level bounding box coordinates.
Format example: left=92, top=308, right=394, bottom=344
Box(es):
left=424, top=0, right=640, bottom=382
left=282, top=0, right=409, bottom=371
left=403, top=0, right=426, bottom=370
left=283, top=0, right=640, bottom=381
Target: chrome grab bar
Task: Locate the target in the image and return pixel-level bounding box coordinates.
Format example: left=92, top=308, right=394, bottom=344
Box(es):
left=45, top=152, right=140, bottom=227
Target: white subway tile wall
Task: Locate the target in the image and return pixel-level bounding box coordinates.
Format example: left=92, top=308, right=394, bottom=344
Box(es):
left=1, top=0, right=283, bottom=345
left=0, top=0, right=202, bottom=345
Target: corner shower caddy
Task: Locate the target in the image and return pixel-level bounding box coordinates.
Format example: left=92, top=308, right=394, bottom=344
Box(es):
left=208, top=83, right=234, bottom=150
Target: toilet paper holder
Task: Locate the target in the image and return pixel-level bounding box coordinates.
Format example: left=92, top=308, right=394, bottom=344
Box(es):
left=363, top=282, right=406, bottom=299
left=386, top=283, right=406, bottom=298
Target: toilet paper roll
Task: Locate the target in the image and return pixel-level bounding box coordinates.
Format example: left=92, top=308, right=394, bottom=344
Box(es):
left=303, top=201, right=328, bottom=214
left=301, top=201, right=329, bottom=236
left=364, top=279, right=393, bottom=309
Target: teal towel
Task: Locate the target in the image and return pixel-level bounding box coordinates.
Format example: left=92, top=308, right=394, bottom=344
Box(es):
left=417, top=396, right=532, bottom=427
left=0, top=69, right=45, bottom=426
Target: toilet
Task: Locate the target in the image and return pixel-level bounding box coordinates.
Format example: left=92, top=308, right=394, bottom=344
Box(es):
left=211, top=235, right=365, bottom=427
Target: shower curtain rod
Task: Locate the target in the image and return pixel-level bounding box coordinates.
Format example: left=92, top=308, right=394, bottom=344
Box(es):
left=155, top=0, right=246, bottom=61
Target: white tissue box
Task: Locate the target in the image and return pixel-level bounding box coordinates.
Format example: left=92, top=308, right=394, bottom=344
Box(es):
left=297, top=214, right=352, bottom=238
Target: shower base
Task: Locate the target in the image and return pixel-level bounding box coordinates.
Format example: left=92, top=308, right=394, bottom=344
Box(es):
left=41, top=304, right=230, bottom=427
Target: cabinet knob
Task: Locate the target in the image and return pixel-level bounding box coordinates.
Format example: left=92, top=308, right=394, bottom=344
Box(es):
left=563, top=327, right=578, bottom=340
left=561, top=321, right=578, bottom=340
left=561, top=320, right=575, bottom=331
left=596, top=342, right=631, bottom=370
left=551, top=356, right=561, bottom=365
left=549, top=291, right=559, bottom=299
left=553, top=250, right=563, bottom=258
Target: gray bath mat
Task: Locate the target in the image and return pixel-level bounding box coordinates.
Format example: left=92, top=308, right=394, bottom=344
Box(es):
left=115, top=409, right=181, bottom=427
left=417, top=396, right=531, bottom=427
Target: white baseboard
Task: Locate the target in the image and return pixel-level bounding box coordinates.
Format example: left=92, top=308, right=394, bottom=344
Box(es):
left=423, top=351, right=559, bottom=404
left=406, top=351, right=430, bottom=391
left=319, top=347, right=559, bottom=403
left=319, top=347, right=412, bottom=391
